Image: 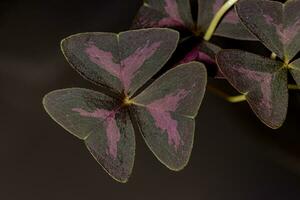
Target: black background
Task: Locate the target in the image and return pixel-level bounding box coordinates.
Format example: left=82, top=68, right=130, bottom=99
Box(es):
left=1, top=0, right=300, bottom=199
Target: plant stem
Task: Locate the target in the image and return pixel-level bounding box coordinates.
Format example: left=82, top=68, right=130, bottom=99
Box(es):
left=208, top=84, right=299, bottom=104
left=207, top=85, right=246, bottom=103
left=288, top=84, right=300, bottom=90
left=227, top=94, right=247, bottom=103
left=204, top=0, right=239, bottom=41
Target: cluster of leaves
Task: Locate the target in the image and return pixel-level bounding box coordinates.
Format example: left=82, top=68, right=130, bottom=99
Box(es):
left=43, top=0, right=300, bottom=183
left=132, top=0, right=256, bottom=76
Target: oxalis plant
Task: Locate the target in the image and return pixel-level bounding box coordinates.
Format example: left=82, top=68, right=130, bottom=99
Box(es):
left=43, top=0, right=300, bottom=183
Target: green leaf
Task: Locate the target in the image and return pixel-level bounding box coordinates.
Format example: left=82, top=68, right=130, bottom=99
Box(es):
left=216, top=50, right=288, bottom=129
left=61, top=28, right=179, bottom=96
left=131, top=62, right=207, bottom=170
left=43, top=88, right=135, bottom=183
left=132, top=0, right=194, bottom=30
left=237, top=0, right=300, bottom=61
left=197, top=0, right=256, bottom=40
left=289, top=58, right=300, bottom=87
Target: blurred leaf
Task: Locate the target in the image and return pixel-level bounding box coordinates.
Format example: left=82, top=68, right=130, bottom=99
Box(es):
left=217, top=49, right=288, bottom=129
left=197, top=0, right=256, bottom=40
left=132, top=0, right=194, bottom=30
left=237, top=0, right=300, bottom=61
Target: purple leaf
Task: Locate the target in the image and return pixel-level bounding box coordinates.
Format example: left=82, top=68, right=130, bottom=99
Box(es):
left=216, top=50, right=288, bottom=129
left=237, top=0, right=300, bottom=61
left=61, top=28, right=179, bottom=96
left=179, top=41, right=223, bottom=77
left=131, top=62, right=207, bottom=170
left=43, top=88, right=135, bottom=183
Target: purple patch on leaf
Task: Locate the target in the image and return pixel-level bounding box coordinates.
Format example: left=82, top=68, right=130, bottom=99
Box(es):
left=146, top=89, right=189, bottom=150
left=233, top=67, right=273, bottom=116
left=72, top=108, right=120, bottom=159
left=263, top=14, right=274, bottom=25
left=85, top=40, right=161, bottom=91
left=278, top=20, right=300, bottom=45
left=121, top=41, right=161, bottom=91
left=264, top=14, right=300, bottom=45
left=85, top=42, right=120, bottom=78
left=158, top=0, right=184, bottom=27
left=213, top=0, right=239, bottom=24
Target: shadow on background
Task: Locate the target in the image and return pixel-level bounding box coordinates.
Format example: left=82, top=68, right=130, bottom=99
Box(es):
left=0, top=0, right=300, bottom=199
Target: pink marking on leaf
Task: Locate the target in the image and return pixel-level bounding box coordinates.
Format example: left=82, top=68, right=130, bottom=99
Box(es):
left=72, top=108, right=121, bottom=159
left=263, top=14, right=300, bottom=45
left=213, top=0, right=239, bottom=24
left=85, top=40, right=161, bottom=92
left=278, top=20, right=300, bottom=45
left=85, top=42, right=120, bottom=78
left=264, top=14, right=274, bottom=25
left=158, top=0, right=184, bottom=27
left=147, top=89, right=189, bottom=150
left=121, top=41, right=161, bottom=91
left=233, top=67, right=273, bottom=116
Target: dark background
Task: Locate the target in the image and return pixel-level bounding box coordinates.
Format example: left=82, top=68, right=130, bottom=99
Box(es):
left=1, top=0, right=300, bottom=199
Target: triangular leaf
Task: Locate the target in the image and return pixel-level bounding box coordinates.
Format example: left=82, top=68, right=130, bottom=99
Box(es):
left=289, top=58, right=300, bottom=87
left=131, top=62, right=207, bottom=170
left=197, top=0, right=256, bottom=40
left=237, top=0, right=300, bottom=61
left=43, top=88, right=135, bottom=183
left=132, top=0, right=194, bottom=30
left=216, top=50, right=288, bottom=129
left=61, top=28, right=179, bottom=96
